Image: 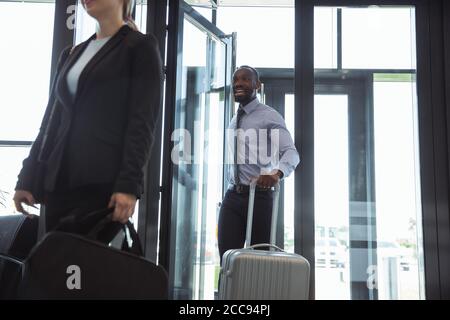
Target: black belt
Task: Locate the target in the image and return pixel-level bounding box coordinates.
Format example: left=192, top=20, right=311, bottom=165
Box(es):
left=228, top=184, right=274, bottom=194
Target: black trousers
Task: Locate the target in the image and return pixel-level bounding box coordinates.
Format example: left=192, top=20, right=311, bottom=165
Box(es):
left=217, top=189, right=274, bottom=264
left=43, top=184, right=119, bottom=243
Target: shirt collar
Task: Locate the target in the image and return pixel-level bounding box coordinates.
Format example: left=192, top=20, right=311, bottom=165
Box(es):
left=239, top=97, right=260, bottom=114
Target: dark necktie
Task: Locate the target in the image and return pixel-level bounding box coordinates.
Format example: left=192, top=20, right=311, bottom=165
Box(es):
left=234, top=108, right=245, bottom=185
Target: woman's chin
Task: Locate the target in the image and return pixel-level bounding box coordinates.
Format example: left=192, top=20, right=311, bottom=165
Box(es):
left=85, top=8, right=101, bottom=20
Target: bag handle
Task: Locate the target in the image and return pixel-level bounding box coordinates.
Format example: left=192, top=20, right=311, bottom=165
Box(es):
left=85, top=209, right=115, bottom=239
left=85, top=212, right=143, bottom=256
left=0, top=253, right=24, bottom=266
left=55, top=207, right=114, bottom=234
left=248, top=243, right=285, bottom=252
left=56, top=207, right=143, bottom=256
left=121, top=221, right=144, bottom=256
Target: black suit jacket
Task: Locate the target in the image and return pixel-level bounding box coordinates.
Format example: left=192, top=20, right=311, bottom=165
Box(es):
left=16, top=25, right=163, bottom=200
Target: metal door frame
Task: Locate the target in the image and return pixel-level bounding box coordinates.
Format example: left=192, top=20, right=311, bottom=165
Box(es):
left=158, top=0, right=235, bottom=299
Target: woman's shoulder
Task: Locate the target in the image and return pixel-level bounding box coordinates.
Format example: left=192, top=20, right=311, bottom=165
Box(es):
left=125, top=29, right=158, bottom=51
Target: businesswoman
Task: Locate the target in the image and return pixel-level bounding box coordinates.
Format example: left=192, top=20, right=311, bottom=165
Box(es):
left=13, top=0, right=163, bottom=234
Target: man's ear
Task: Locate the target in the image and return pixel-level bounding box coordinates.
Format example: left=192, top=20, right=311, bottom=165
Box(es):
left=256, top=80, right=262, bottom=91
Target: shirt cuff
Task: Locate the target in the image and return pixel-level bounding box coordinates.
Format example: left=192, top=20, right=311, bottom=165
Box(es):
left=278, top=163, right=292, bottom=179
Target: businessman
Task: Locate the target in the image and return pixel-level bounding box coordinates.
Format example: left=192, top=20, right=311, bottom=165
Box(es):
left=218, top=65, right=299, bottom=262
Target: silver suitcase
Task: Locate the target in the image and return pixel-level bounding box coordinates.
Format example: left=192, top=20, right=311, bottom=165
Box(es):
left=219, top=182, right=310, bottom=300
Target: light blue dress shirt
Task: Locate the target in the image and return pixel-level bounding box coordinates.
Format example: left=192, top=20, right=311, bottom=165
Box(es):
left=227, top=98, right=300, bottom=185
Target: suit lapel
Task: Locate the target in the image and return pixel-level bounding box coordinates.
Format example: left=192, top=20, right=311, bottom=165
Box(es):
left=56, top=35, right=94, bottom=110
left=75, top=25, right=131, bottom=104
left=56, top=24, right=131, bottom=110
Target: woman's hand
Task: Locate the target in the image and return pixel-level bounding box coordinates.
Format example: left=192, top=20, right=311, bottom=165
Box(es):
left=13, top=190, right=37, bottom=216
left=108, top=192, right=137, bottom=224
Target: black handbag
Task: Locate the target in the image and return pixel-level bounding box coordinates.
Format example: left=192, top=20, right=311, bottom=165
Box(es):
left=16, top=207, right=168, bottom=300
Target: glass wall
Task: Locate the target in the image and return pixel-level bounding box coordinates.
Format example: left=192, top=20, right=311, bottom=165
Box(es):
left=342, top=8, right=416, bottom=69
left=314, top=6, right=425, bottom=300
left=74, top=0, right=97, bottom=44
left=217, top=6, right=294, bottom=68
left=0, top=0, right=55, bottom=216
left=217, top=4, right=296, bottom=253
left=373, top=75, right=423, bottom=299
left=135, top=0, right=148, bottom=32
left=314, top=7, right=337, bottom=69
left=314, top=94, right=350, bottom=299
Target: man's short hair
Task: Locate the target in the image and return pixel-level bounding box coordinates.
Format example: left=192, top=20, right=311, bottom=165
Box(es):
left=237, top=65, right=260, bottom=82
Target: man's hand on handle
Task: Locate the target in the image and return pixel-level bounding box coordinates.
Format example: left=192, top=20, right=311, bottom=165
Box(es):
left=256, top=170, right=283, bottom=189
left=13, top=190, right=37, bottom=216
left=108, top=192, right=137, bottom=224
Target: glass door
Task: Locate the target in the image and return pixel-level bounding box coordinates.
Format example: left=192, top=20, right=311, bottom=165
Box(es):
left=167, top=2, right=234, bottom=300
left=257, top=78, right=295, bottom=252
left=313, top=6, right=425, bottom=300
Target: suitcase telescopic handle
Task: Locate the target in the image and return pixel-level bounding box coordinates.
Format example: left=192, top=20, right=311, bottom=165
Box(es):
left=244, top=180, right=281, bottom=250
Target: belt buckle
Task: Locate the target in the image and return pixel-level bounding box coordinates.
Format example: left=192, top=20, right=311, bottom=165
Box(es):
left=236, top=185, right=245, bottom=193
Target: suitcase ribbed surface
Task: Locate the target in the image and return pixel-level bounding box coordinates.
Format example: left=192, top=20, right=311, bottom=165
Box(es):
left=221, top=250, right=310, bottom=300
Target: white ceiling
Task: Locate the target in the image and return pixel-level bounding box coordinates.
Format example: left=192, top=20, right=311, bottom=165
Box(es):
left=186, top=0, right=294, bottom=8
left=0, top=0, right=293, bottom=8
